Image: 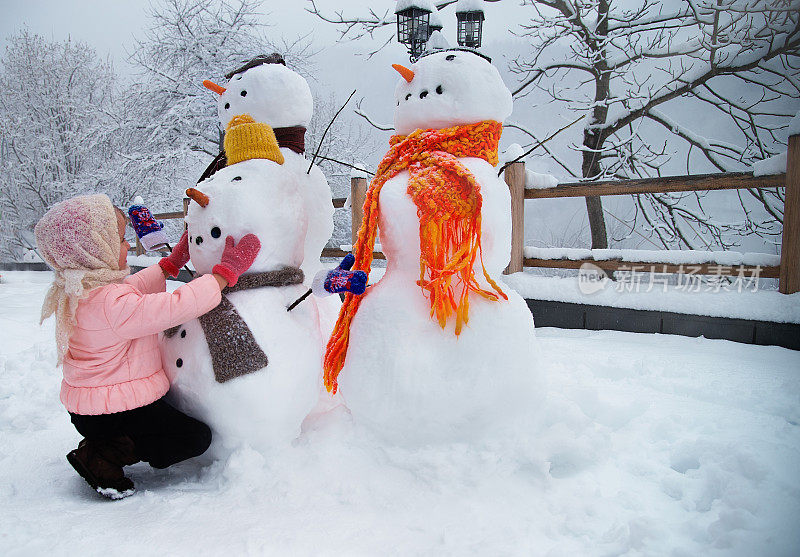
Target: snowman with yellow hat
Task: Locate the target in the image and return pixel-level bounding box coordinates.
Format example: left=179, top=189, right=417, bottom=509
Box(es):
left=201, top=54, right=340, bottom=336
left=160, top=113, right=327, bottom=453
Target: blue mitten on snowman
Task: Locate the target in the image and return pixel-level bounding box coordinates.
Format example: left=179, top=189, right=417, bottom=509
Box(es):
left=312, top=254, right=367, bottom=296
left=127, top=196, right=169, bottom=251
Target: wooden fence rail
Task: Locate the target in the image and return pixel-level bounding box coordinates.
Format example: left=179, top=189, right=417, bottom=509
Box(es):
left=139, top=134, right=798, bottom=294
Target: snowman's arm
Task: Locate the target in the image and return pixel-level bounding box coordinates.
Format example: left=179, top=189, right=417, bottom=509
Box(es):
left=123, top=264, right=167, bottom=295
left=104, top=274, right=222, bottom=340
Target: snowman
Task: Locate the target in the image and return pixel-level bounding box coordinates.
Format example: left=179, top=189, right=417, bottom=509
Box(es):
left=160, top=116, right=324, bottom=452
left=323, top=49, right=541, bottom=445
left=202, top=54, right=340, bottom=333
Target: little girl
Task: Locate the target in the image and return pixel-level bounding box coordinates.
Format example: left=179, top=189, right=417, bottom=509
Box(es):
left=35, top=193, right=260, bottom=499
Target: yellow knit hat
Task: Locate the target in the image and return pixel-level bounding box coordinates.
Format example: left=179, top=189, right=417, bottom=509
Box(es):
left=224, top=114, right=285, bottom=166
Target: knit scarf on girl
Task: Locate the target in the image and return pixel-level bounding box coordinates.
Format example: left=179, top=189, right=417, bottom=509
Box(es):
left=324, top=120, right=507, bottom=394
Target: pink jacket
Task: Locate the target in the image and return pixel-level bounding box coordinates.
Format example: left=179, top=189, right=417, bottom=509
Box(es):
left=61, top=264, right=221, bottom=415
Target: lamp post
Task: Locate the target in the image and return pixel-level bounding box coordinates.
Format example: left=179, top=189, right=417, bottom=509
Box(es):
left=455, top=0, right=485, bottom=48
left=394, top=0, right=486, bottom=58
left=395, top=1, right=433, bottom=60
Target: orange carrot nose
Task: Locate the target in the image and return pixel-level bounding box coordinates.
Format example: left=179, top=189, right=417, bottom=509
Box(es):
left=203, top=80, right=226, bottom=95
left=186, top=187, right=210, bottom=208
left=392, top=64, right=415, bottom=83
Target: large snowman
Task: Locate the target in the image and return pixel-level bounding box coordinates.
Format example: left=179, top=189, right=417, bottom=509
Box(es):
left=324, top=49, right=541, bottom=445
left=202, top=54, right=339, bottom=332
left=161, top=117, right=324, bottom=452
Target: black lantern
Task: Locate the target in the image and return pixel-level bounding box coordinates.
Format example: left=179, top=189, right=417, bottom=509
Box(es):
left=456, top=6, right=485, bottom=49
left=395, top=2, right=432, bottom=59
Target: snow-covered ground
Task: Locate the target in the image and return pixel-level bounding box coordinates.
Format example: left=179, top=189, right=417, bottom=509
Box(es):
left=1, top=271, right=799, bottom=556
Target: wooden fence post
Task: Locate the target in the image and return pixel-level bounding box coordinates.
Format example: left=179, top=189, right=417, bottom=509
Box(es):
left=351, top=176, right=368, bottom=246
left=780, top=134, right=800, bottom=294
left=504, top=161, right=525, bottom=274
left=182, top=198, right=190, bottom=231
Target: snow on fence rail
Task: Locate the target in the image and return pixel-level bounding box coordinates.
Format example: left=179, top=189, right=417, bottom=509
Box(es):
left=328, top=133, right=799, bottom=293
left=142, top=135, right=800, bottom=294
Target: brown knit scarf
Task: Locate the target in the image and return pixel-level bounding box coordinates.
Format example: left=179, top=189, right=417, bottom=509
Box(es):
left=165, top=267, right=304, bottom=383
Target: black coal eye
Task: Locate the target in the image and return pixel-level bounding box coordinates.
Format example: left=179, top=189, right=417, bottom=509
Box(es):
left=176, top=358, right=183, bottom=368
left=232, top=176, right=242, bottom=181
left=211, top=227, right=221, bottom=239
left=240, top=90, right=247, bottom=97
left=419, top=90, right=428, bottom=98
left=224, top=103, right=230, bottom=109
left=436, top=85, right=443, bottom=94
left=446, top=54, right=456, bottom=61
left=195, top=236, right=203, bottom=245
left=180, top=329, right=186, bottom=338
left=405, top=93, right=411, bottom=100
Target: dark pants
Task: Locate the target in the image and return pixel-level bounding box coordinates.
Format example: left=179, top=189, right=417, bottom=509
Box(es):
left=70, top=397, right=212, bottom=469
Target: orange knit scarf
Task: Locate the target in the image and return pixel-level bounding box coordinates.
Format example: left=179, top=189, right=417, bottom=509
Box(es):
left=324, top=120, right=507, bottom=393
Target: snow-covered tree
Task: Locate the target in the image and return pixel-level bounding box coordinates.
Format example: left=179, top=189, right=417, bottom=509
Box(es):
left=122, top=0, right=279, bottom=209
left=509, top=0, right=799, bottom=249
left=0, top=31, right=123, bottom=260
left=308, top=0, right=799, bottom=250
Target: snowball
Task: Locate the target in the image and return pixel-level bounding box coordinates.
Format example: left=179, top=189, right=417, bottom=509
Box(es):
left=393, top=50, right=513, bottom=135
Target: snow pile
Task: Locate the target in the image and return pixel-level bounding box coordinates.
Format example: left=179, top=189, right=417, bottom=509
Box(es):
left=501, top=142, right=525, bottom=163
left=500, top=144, right=559, bottom=188
left=752, top=152, right=787, bottom=177
left=424, top=29, right=450, bottom=51
left=455, top=0, right=485, bottom=12
left=524, top=247, right=781, bottom=267
left=789, top=110, right=800, bottom=137
left=526, top=168, right=559, bottom=189
left=395, top=0, right=436, bottom=12
left=2, top=271, right=799, bottom=555
left=504, top=272, right=800, bottom=324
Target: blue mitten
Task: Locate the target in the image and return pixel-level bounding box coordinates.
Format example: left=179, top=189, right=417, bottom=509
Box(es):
left=128, top=198, right=168, bottom=251
left=312, top=254, right=367, bottom=296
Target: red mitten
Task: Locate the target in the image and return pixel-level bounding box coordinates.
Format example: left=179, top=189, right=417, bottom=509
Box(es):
left=212, top=234, right=261, bottom=287
left=158, top=231, right=190, bottom=278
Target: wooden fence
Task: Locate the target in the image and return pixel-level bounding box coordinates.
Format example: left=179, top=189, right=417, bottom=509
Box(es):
left=139, top=134, right=799, bottom=295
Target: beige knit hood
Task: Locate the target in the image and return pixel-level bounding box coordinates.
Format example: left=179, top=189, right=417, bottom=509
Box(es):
left=34, top=194, right=130, bottom=363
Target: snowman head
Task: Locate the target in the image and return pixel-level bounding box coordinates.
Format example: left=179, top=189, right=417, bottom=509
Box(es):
left=392, top=49, right=513, bottom=136
left=204, top=57, right=313, bottom=130
left=185, top=162, right=307, bottom=275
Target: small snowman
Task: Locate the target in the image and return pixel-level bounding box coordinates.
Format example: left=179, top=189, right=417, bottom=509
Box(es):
left=160, top=115, right=324, bottom=452
left=324, top=49, right=541, bottom=445
left=202, top=54, right=338, bottom=330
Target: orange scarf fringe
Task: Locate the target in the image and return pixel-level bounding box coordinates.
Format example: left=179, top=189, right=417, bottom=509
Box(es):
left=323, top=120, right=507, bottom=393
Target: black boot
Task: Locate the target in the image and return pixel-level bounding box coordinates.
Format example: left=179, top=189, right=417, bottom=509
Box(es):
left=67, top=437, right=139, bottom=500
